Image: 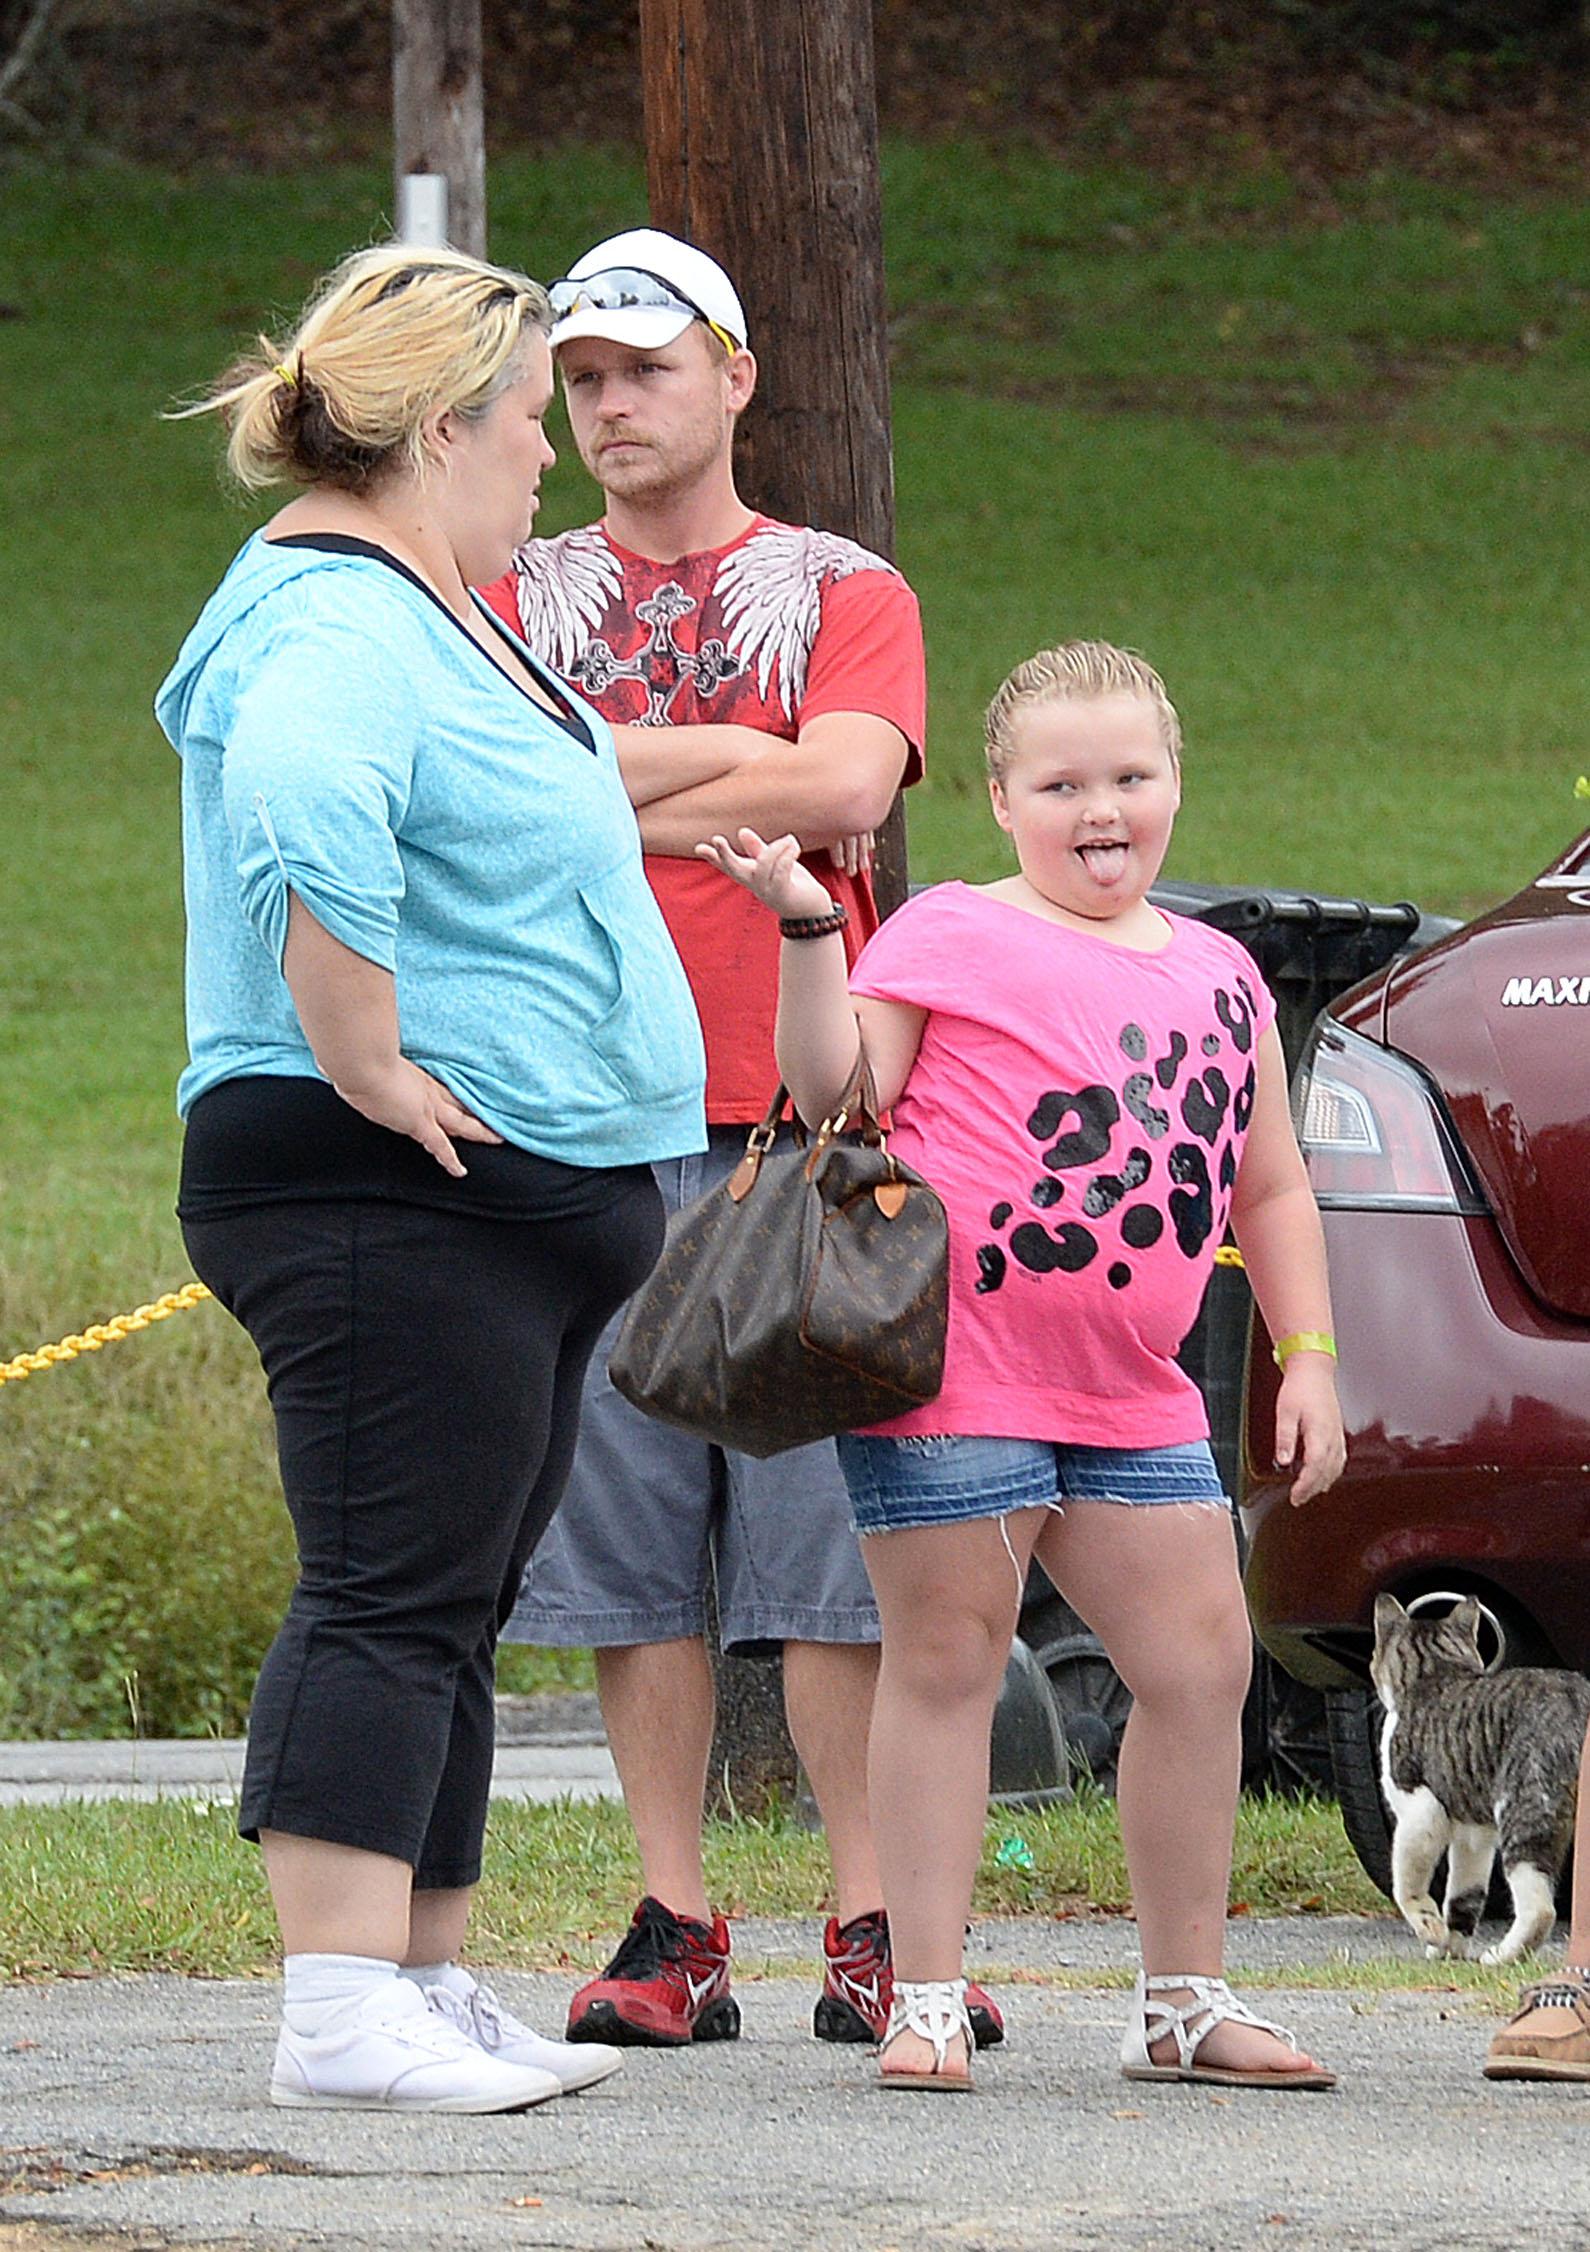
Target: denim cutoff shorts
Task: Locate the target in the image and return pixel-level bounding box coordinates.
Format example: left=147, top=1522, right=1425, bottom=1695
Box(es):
left=835, top=1432, right=1229, bottom=1537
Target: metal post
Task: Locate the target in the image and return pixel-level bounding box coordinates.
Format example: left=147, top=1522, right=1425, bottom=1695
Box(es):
left=395, top=171, right=450, bottom=247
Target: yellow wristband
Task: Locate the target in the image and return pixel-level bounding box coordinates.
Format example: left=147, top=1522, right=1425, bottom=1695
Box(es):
left=1273, top=1330, right=1337, bottom=1370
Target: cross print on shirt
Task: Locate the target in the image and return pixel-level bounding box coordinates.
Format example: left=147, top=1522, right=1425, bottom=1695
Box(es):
left=568, top=581, right=747, bottom=727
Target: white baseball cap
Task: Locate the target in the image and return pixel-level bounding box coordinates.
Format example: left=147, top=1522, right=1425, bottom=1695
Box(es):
left=547, top=227, right=748, bottom=354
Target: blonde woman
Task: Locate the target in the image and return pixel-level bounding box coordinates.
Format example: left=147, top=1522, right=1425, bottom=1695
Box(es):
left=159, top=246, right=705, bottom=2112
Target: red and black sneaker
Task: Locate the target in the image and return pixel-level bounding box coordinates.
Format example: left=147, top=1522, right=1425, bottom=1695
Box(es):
left=566, top=1896, right=740, bottom=2048
left=812, top=1908, right=1006, bottom=2050
left=964, top=1973, right=1005, bottom=2050
left=813, top=1909, right=892, bottom=2043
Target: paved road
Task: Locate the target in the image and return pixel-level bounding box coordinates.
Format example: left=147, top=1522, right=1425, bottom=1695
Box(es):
left=3, top=1918, right=1586, bottom=2251
left=0, top=1737, right=618, bottom=1808
left=5, top=1731, right=1584, bottom=2245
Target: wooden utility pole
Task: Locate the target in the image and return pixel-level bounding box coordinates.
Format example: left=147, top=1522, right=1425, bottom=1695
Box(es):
left=640, top=0, right=907, bottom=918
left=640, top=0, right=904, bottom=1813
left=392, top=0, right=485, bottom=256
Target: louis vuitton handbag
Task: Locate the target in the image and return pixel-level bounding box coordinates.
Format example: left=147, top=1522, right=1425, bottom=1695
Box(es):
left=608, top=1054, right=948, bottom=1458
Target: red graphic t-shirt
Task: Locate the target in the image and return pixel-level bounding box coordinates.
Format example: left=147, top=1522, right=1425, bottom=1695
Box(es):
left=479, top=515, right=925, bottom=1121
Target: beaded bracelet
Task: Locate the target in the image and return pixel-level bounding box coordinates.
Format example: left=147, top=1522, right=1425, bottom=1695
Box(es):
left=1272, top=1330, right=1337, bottom=1370
left=779, top=903, right=849, bottom=941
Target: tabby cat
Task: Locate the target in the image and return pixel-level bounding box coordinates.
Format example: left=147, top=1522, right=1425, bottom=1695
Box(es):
left=1371, top=1594, right=1590, bottom=1966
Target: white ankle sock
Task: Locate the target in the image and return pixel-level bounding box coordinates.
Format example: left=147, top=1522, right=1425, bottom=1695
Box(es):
left=401, top=1960, right=475, bottom=2000
left=281, top=1952, right=400, bottom=2036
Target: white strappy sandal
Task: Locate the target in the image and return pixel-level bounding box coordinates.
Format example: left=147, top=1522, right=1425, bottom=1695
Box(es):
left=1120, top=1972, right=1337, bottom=2090
left=878, top=1977, right=975, bottom=2092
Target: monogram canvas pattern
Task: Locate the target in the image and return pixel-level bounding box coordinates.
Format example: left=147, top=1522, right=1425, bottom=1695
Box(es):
left=609, top=1110, right=949, bottom=1460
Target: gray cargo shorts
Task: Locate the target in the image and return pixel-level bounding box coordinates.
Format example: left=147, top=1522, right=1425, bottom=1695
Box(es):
left=502, top=1125, right=881, bottom=1655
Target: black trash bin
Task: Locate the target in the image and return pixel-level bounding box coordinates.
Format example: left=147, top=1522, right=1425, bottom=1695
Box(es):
left=1020, top=881, right=1459, bottom=1796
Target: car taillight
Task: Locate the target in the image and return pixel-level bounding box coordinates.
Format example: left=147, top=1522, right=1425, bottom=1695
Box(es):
left=1294, top=1020, right=1489, bottom=1213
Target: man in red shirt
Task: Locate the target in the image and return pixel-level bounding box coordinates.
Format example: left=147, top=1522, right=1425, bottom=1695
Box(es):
left=483, top=229, right=998, bottom=2056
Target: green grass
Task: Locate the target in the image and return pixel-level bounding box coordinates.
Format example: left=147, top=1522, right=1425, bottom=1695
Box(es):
left=1, top=1786, right=1552, bottom=2016
left=1, top=142, right=1587, bottom=1731
left=494, top=1645, right=595, bottom=1696
left=0, top=1791, right=1397, bottom=1982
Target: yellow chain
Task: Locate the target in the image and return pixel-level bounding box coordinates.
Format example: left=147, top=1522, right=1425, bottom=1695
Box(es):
left=0, top=1282, right=213, bottom=1388
left=1, top=1246, right=1245, bottom=1388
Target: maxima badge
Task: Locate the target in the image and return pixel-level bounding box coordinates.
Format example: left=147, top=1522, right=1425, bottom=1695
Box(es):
left=1501, top=976, right=1590, bottom=1006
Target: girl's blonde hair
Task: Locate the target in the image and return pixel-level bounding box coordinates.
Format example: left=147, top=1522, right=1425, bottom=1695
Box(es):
left=984, top=640, right=1183, bottom=782
left=175, top=244, right=552, bottom=493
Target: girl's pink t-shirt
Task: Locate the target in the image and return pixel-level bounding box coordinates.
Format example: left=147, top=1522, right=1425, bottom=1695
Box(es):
left=847, top=883, right=1277, bottom=1447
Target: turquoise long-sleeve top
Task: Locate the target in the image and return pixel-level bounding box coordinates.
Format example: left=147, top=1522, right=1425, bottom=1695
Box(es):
left=156, top=531, right=706, bottom=1169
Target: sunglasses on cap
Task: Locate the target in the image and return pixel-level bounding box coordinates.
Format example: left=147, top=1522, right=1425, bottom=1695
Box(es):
left=547, top=266, right=740, bottom=356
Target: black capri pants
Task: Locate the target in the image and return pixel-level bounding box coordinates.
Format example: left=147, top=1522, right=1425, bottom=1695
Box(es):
left=182, top=1091, right=663, bottom=1891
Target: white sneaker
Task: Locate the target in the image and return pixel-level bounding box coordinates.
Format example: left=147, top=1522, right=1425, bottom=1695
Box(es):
left=270, top=1977, right=563, bottom=2112
left=429, top=1977, right=623, bottom=2094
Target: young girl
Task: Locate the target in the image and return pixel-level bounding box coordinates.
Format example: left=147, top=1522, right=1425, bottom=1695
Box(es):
left=700, top=641, right=1345, bottom=2093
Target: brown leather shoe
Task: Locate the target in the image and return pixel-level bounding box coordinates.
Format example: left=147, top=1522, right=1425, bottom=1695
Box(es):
left=1484, top=1972, right=1590, bottom=2081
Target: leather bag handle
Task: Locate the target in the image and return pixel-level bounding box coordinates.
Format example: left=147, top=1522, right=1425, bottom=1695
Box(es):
left=806, top=1047, right=885, bottom=1169
left=727, top=1044, right=885, bottom=1203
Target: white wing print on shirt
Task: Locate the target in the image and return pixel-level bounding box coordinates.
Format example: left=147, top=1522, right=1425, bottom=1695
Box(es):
left=509, top=527, right=624, bottom=675
left=714, top=525, right=898, bottom=719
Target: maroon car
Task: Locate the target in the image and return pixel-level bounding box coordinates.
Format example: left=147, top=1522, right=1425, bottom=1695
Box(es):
left=1241, top=830, right=1590, bottom=1891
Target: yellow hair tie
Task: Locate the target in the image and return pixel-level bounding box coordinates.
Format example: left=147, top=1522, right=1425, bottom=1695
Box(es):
left=274, top=360, right=298, bottom=389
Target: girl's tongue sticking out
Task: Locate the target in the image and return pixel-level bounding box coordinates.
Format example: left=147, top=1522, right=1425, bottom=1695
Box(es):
left=1078, top=838, right=1130, bottom=883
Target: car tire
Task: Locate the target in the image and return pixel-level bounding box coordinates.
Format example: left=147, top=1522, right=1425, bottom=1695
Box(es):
left=989, top=1636, right=1073, bottom=1807
left=1020, top=1595, right=1133, bottom=1795
left=1324, top=1685, right=1393, bottom=1897
left=1023, top=1591, right=1335, bottom=1802
left=1036, top=1633, right=1133, bottom=1795
left=1252, top=1657, right=1335, bottom=1798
